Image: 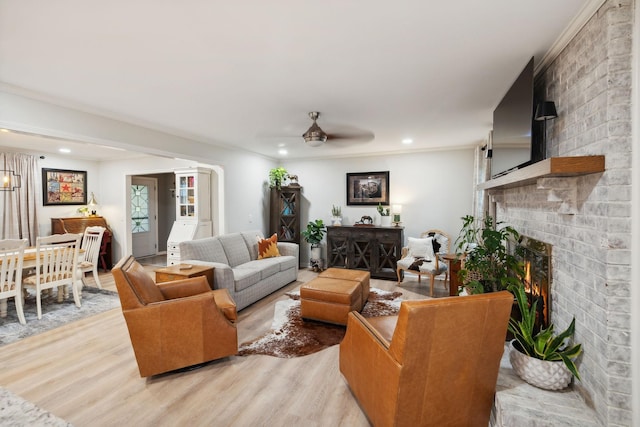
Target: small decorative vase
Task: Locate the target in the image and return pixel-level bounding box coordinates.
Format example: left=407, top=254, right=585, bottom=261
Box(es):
left=380, top=216, right=392, bottom=227
left=509, top=340, right=573, bottom=390
left=331, top=216, right=342, bottom=226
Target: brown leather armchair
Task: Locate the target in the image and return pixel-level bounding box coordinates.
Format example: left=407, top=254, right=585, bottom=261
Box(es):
left=339, top=291, right=513, bottom=427
left=112, top=255, right=238, bottom=377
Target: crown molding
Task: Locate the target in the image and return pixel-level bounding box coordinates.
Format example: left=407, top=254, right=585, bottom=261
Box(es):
left=535, top=0, right=607, bottom=75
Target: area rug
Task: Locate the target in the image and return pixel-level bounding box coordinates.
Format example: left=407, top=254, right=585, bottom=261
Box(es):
left=0, top=387, right=71, bottom=427
left=238, top=288, right=402, bottom=358
left=0, top=287, right=121, bottom=346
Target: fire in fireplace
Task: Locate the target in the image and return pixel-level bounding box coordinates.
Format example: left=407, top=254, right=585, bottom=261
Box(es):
left=512, top=236, right=552, bottom=331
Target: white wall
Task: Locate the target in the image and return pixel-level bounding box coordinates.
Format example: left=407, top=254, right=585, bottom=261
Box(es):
left=97, top=152, right=274, bottom=262
left=1, top=89, right=280, bottom=262
left=28, top=144, right=476, bottom=268
left=2, top=88, right=476, bottom=268
left=284, top=148, right=476, bottom=265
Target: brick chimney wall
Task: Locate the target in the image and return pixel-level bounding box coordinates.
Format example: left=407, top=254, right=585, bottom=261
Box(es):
left=484, top=1, right=633, bottom=424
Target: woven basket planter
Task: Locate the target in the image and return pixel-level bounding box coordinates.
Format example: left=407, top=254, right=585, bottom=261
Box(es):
left=509, top=340, right=573, bottom=390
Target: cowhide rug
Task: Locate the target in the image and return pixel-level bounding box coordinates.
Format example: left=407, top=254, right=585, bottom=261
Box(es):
left=238, top=288, right=402, bottom=358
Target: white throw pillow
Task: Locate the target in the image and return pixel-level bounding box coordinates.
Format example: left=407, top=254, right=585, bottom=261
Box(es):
left=407, top=237, right=435, bottom=260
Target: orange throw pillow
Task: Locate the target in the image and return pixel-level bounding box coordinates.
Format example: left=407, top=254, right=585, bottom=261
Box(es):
left=257, top=233, right=281, bottom=259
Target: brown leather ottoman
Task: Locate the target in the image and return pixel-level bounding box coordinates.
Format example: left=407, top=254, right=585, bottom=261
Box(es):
left=318, top=268, right=370, bottom=308
left=300, top=278, right=362, bottom=325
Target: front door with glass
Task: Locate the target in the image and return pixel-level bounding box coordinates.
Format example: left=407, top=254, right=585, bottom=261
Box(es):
left=131, top=176, right=158, bottom=257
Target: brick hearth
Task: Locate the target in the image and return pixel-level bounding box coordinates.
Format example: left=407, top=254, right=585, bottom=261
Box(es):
left=491, top=345, right=600, bottom=427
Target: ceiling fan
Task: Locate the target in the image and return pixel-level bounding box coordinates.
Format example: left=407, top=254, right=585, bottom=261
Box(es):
left=302, top=112, right=328, bottom=147
left=301, top=111, right=374, bottom=147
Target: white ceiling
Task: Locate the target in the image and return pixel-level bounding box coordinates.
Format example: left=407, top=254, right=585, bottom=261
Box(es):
left=0, top=0, right=598, bottom=161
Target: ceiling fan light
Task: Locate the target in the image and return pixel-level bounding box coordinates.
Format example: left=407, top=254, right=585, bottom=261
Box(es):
left=304, top=134, right=327, bottom=147
left=302, top=118, right=328, bottom=146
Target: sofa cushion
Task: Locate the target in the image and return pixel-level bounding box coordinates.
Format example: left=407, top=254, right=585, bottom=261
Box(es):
left=179, top=237, right=229, bottom=265
left=240, top=258, right=281, bottom=280
left=219, top=233, right=251, bottom=267
left=241, top=230, right=263, bottom=260
left=232, top=267, right=262, bottom=292
left=257, top=233, right=281, bottom=259
left=277, top=255, right=297, bottom=272
left=207, top=238, right=229, bottom=264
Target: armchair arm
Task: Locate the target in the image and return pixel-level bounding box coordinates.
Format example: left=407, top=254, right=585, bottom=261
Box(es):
left=400, top=247, right=408, bottom=258
left=157, top=276, right=211, bottom=299
left=340, top=311, right=403, bottom=427
left=349, top=312, right=392, bottom=349
left=182, top=260, right=235, bottom=294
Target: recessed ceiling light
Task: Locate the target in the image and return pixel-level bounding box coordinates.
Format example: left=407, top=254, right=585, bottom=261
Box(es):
left=278, top=149, right=288, bottom=155
left=402, top=138, right=413, bottom=145
left=59, top=148, right=71, bottom=153
left=278, top=143, right=286, bottom=148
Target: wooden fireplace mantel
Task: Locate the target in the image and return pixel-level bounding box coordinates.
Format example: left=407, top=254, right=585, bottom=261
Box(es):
left=477, top=156, right=605, bottom=191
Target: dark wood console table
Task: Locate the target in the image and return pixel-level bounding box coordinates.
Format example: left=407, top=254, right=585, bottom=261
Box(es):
left=51, top=216, right=113, bottom=270
left=326, top=225, right=404, bottom=280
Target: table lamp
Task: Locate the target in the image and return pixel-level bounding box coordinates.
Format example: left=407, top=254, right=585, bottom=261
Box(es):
left=392, top=204, right=402, bottom=226
left=88, top=192, right=99, bottom=216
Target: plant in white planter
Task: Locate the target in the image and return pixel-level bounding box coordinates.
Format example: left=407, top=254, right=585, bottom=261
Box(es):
left=302, top=219, right=326, bottom=270
left=508, top=284, right=582, bottom=390
left=331, top=205, right=342, bottom=226
left=377, top=203, right=391, bottom=226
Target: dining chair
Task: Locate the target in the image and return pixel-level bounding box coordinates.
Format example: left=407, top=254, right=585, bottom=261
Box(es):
left=79, top=226, right=106, bottom=289
left=0, top=239, right=28, bottom=324
left=23, top=233, right=82, bottom=319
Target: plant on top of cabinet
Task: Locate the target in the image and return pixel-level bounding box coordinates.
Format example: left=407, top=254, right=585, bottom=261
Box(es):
left=269, top=167, right=289, bottom=189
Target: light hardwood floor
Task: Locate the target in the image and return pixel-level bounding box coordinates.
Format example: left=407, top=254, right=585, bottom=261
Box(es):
left=0, top=266, right=451, bottom=427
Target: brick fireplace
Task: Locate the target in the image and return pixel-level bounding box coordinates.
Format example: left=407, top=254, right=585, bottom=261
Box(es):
left=479, top=1, right=633, bottom=424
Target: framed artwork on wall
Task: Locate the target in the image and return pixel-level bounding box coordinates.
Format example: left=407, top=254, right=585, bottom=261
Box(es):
left=42, top=168, right=87, bottom=206
left=346, top=171, right=390, bottom=206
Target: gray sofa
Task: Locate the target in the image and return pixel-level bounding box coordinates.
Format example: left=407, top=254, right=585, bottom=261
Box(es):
left=178, top=231, right=299, bottom=310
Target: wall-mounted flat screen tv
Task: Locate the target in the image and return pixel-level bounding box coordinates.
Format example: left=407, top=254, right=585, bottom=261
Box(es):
left=491, top=57, right=536, bottom=178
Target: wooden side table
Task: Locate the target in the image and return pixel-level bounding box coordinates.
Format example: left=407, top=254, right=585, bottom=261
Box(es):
left=155, top=264, right=214, bottom=289
left=442, top=253, right=463, bottom=296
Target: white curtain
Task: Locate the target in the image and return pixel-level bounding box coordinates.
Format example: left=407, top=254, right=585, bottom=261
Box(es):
left=0, top=153, right=39, bottom=244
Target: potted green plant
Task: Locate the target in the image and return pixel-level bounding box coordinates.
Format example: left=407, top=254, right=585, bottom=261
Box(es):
left=376, top=203, right=391, bottom=227
left=454, top=214, right=481, bottom=253
left=331, top=205, right=342, bottom=226
left=302, top=219, right=326, bottom=264
left=454, top=215, right=523, bottom=294
left=269, top=167, right=289, bottom=189
left=508, top=284, right=582, bottom=390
